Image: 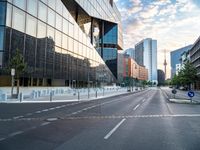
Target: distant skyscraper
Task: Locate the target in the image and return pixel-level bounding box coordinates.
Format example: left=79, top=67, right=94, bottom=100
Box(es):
left=157, top=69, right=165, bottom=85
left=170, top=45, right=192, bottom=78
left=135, top=38, right=157, bottom=83
left=124, top=48, right=135, bottom=59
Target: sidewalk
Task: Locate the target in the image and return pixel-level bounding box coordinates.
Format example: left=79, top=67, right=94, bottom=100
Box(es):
left=0, top=87, right=145, bottom=104
left=161, top=87, right=200, bottom=103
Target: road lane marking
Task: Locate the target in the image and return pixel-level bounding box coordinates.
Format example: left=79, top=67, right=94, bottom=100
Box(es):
left=0, top=137, right=6, bottom=141
left=142, top=98, right=146, bottom=102
left=40, top=122, right=50, bottom=126
left=104, top=118, right=126, bottom=140
left=133, top=104, right=140, bottom=111
left=8, top=131, right=24, bottom=137
left=13, top=116, right=24, bottom=119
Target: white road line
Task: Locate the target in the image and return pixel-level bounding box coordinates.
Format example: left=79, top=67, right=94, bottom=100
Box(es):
left=40, top=122, right=50, bottom=126
left=133, top=104, right=140, bottom=111
left=13, top=116, right=24, bottom=119
left=9, top=131, right=24, bottom=137
left=104, top=118, right=126, bottom=140
left=42, top=109, right=49, bottom=112
left=26, top=113, right=32, bottom=116
left=35, top=111, right=41, bottom=113
left=0, top=137, right=6, bottom=141
left=142, top=98, right=146, bottom=102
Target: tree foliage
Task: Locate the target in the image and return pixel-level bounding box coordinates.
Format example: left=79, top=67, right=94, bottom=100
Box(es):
left=171, top=61, right=198, bottom=88
left=9, top=49, right=26, bottom=95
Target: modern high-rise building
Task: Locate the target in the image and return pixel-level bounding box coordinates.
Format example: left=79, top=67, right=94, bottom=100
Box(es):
left=170, top=45, right=192, bottom=78
left=135, top=38, right=157, bottom=83
left=190, top=36, right=200, bottom=89
left=0, top=0, right=123, bottom=86
left=157, top=69, right=165, bottom=86
left=124, top=48, right=135, bottom=60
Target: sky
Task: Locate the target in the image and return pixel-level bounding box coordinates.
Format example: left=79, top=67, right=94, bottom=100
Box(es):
left=114, top=0, right=200, bottom=78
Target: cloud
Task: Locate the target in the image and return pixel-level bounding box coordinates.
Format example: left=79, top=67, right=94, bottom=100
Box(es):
left=115, top=0, right=200, bottom=78
left=139, top=5, right=159, bottom=19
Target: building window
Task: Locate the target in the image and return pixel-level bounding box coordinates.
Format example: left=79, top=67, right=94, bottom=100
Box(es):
left=0, top=27, right=4, bottom=50
left=62, top=18, right=68, bottom=35
left=13, top=0, right=26, bottom=10
left=55, top=30, right=62, bottom=47
left=56, top=14, right=62, bottom=31
left=62, top=34, right=68, bottom=49
left=48, top=0, right=56, bottom=10
left=48, top=8, right=55, bottom=27
left=38, top=1, right=47, bottom=22
left=40, top=0, right=47, bottom=4
left=26, top=14, right=37, bottom=37
left=0, top=2, right=6, bottom=26
left=56, top=0, right=63, bottom=15
left=37, top=21, right=46, bottom=38
left=27, top=0, right=37, bottom=17
left=6, top=3, right=12, bottom=27
left=12, top=7, right=25, bottom=32
left=47, top=26, right=55, bottom=41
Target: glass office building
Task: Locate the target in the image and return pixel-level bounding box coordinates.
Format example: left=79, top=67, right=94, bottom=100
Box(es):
left=135, top=38, right=157, bottom=83
left=0, top=0, right=123, bottom=86
left=170, top=45, right=192, bottom=78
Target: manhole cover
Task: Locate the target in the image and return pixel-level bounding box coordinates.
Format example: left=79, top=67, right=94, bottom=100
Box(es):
left=46, top=118, right=58, bottom=122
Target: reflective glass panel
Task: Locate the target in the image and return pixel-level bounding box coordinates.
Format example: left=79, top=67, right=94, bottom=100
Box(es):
left=56, top=0, right=63, bottom=15
left=13, top=7, right=25, bottom=32
left=62, top=34, right=68, bottom=49
left=55, top=30, right=62, bottom=47
left=56, top=14, right=62, bottom=31
left=47, top=26, right=55, bottom=41
left=48, top=0, right=56, bottom=10
left=62, top=19, right=68, bottom=34
left=37, top=21, right=46, bottom=38
left=68, top=37, right=73, bottom=51
left=38, top=1, right=47, bottom=22
left=48, top=8, right=55, bottom=27
left=0, top=27, right=4, bottom=50
left=0, top=51, right=3, bottom=67
left=68, top=23, right=73, bottom=37
left=0, top=2, right=6, bottom=25
left=13, top=0, right=26, bottom=10
left=41, top=0, right=47, bottom=4
left=26, top=15, right=37, bottom=37
left=6, top=3, right=12, bottom=27
left=27, top=0, right=37, bottom=17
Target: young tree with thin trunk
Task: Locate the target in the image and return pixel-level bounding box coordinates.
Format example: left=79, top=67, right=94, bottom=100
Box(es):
left=9, top=49, right=26, bottom=97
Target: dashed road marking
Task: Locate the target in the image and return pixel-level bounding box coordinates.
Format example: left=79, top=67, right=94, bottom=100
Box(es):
left=8, top=131, right=24, bottom=137
left=0, top=137, right=6, bottom=141
left=104, top=118, right=126, bottom=139
left=133, top=104, right=140, bottom=111
left=13, top=116, right=24, bottom=119
left=40, top=122, right=50, bottom=126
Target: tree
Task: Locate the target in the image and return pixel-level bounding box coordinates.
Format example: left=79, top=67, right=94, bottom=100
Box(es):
left=171, top=61, right=198, bottom=89
left=9, top=49, right=26, bottom=96
left=180, top=61, right=198, bottom=89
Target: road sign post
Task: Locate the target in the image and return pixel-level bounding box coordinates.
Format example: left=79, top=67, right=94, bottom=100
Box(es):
left=188, top=91, right=195, bottom=103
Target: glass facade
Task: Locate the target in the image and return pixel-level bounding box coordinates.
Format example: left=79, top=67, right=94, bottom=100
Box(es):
left=0, top=0, right=120, bottom=86
left=170, top=45, right=193, bottom=78
left=135, top=38, right=157, bottom=83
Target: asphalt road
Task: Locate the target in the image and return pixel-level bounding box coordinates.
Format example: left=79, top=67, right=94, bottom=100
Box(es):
left=1, top=87, right=200, bottom=150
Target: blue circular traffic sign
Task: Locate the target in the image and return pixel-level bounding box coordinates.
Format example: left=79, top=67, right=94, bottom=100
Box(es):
left=188, top=91, right=195, bottom=98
